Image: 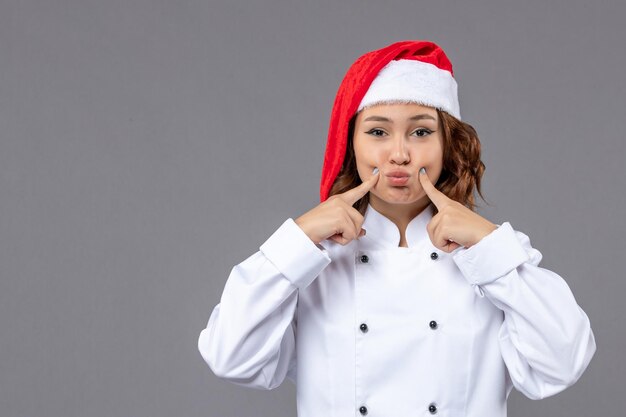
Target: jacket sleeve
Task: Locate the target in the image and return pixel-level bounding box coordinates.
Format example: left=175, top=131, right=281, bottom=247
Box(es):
left=451, top=222, right=597, bottom=400
left=197, top=218, right=331, bottom=390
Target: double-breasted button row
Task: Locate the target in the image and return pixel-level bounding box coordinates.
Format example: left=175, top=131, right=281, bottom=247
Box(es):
left=357, top=251, right=439, bottom=416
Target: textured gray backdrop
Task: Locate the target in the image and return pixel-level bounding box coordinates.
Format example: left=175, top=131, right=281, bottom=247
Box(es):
left=1, top=0, right=623, bottom=416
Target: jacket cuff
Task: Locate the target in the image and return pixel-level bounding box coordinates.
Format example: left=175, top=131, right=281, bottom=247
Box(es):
left=452, top=222, right=530, bottom=286
left=259, top=218, right=331, bottom=290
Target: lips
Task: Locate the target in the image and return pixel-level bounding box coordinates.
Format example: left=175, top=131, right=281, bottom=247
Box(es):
left=385, top=170, right=410, bottom=185
left=385, top=170, right=410, bottom=178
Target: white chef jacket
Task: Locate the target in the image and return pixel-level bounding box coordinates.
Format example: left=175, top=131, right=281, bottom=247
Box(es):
left=198, top=202, right=596, bottom=417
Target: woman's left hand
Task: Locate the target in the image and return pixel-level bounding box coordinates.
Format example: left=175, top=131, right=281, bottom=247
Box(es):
left=418, top=167, right=498, bottom=253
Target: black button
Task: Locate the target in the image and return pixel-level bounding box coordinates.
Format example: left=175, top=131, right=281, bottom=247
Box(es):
left=429, top=320, right=438, bottom=329
left=359, top=405, right=368, bottom=415
left=430, top=252, right=438, bottom=260
left=360, top=254, right=369, bottom=263
left=428, top=403, right=437, bottom=414
left=360, top=323, right=368, bottom=333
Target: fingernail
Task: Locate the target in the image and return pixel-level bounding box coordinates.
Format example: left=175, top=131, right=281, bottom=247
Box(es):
left=419, top=167, right=426, bottom=174
left=372, top=167, right=379, bottom=175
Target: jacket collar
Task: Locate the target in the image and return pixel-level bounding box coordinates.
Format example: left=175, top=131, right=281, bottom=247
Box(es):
left=361, top=202, right=436, bottom=249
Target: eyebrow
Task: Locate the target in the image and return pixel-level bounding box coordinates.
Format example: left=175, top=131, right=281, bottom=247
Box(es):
left=363, top=114, right=437, bottom=123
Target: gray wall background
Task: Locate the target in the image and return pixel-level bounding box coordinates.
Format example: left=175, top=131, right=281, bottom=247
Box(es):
left=1, top=0, right=623, bottom=416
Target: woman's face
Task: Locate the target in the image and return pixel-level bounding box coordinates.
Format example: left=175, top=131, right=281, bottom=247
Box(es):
left=353, top=102, right=444, bottom=210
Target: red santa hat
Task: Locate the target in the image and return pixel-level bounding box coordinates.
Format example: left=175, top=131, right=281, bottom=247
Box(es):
left=320, top=40, right=460, bottom=202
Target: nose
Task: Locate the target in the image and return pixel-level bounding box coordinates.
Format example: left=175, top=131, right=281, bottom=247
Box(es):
left=389, top=136, right=410, bottom=165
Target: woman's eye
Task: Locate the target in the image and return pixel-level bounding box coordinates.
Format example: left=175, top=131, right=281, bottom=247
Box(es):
left=366, top=128, right=386, bottom=137
left=414, top=128, right=433, bottom=137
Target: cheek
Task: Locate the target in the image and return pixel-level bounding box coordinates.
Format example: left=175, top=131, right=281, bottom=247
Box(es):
left=415, top=144, right=443, bottom=165
left=352, top=144, right=376, bottom=181
left=354, top=141, right=379, bottom=165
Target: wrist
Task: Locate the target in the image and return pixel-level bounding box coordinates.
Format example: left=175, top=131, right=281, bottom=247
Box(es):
left=471, top=223, right=498, bottom=247
left=294, top=218, right=318, bottom=245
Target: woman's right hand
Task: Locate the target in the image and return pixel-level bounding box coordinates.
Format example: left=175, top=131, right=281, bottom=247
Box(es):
left=295, top=168, right=380, bottom=246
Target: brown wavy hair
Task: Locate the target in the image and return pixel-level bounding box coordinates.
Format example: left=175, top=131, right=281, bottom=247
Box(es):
left=328, top=108, right=490, bottom=216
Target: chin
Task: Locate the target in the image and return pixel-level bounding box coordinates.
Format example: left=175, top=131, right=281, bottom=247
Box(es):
left=373, top=190, right=423, bottom=205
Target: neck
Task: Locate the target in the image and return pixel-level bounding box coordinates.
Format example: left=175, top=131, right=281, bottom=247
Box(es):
left=368, top=194, right=432, bottom=241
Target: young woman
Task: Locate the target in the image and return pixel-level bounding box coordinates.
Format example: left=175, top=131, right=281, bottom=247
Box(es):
left=198, top=40, right=596, bottom=417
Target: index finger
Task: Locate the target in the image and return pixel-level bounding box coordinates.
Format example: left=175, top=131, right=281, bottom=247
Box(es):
left=338, top=168, right=381, bottom=205
left=418, top=166, right=450, bottom=209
